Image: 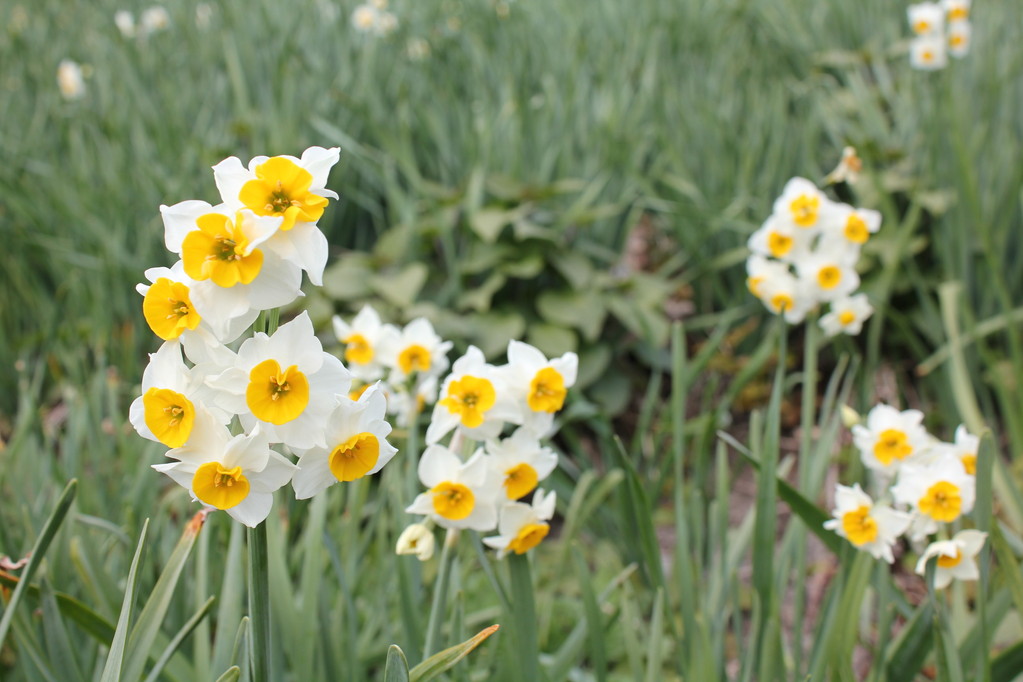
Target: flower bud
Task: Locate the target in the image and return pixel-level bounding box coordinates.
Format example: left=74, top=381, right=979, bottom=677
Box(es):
left=841, top=404, right=861, bottom=428
left=396, top=523, right=435, bottom=561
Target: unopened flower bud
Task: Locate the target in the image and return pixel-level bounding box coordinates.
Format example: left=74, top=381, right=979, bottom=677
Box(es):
left=396, top=523, right=435, bottom=561
left=841, top=404, right=861, bottom=428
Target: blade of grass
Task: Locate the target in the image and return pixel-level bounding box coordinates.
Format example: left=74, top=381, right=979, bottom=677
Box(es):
left=100, top=517, right=150, bottom=682
left=142, top=595, right=216, bottom=682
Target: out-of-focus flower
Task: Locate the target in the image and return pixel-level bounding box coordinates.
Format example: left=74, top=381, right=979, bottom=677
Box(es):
left=406, top=445, right=501, bottom=531
left=819, top=293, right=873, bottom=337
left=946, top=424, right=979, bottom=475
left=840, top=404, right=861, bottom=428
left=908, top=3, right=944, bottom=35
left=824, top=146, right=863, bottom=186
left=947, top=20, right=971, bottom=58
left=426, top=346, right=520, bottom=444
left=910, top=35, right=948, bottom=70
left=772, top=177, right=837, bottom=233
left=823, top=484, right=911, bottom=563
left=795, top=252, right=861, bottom=303
left=829, top=206, right=881, bottom=249
left=406, top=37, right=431, bottom=60
left=892, top=457, right=975, bottom=539
left=852, top=404, right=931, bottom=473
left=485, top=428, right=558, bottom=501
left=114, top=10, right=136, bottom=37
left=195, top=3, right=213, bottom=29
left=153, top=415, right=296, bottom=527
left=352, top=4, right=380, bottom=32
left=291, top=384, right=397, bottom=498
left=139, top=6, right=170, bottom=37
left=377, top=11, right=398, bottom=35
left=332, top=305, right=398, bottom=382
left=942, top=0, right=970, bottom=22
left=915, top=529, right=986, bottom=589
left=500, top=341, right=577, bottom=436
left=381, top=317, right=452, bottom=384
left=747, top=215, right=811, bottom=263
left=396, top=523, right=435, bottom=560
left=483, top=488, right=556, bottom=559
left=57, top=60, right=86, bottom=100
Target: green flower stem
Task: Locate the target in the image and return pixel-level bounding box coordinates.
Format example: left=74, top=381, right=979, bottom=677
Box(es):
left=423, top=529, right=457, bottom=659
left=247, top=522, right=271, bottom=682
left=508, top=553, right=542, bottom=682
left=405, top=401, right=421, bottom=502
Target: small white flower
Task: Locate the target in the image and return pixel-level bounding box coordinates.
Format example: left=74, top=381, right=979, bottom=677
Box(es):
left=351, top=4, right=380, bottom=32
left=747, top=215, right=812, bottom=263
left=908, top=3, right=944, bottom=36
left=485, top=428, right=559, bottom=501
left=947, top=20, right=971, bottom=58
left=827, top=205, right=882, bottom=249
left=500, top=341, right=577, bottom=436
left=824, top=146, right=863, bottom=186
left=771, top=177, right=839, bottom=234
left=57, top=60, right=86, bottom=101
left=379, top=317, right=452, bottom=384
left=332, top=305, right=400, bottom=382
left=114, top=10, right=135, bottom=38
left=892, top=457, right=975, bottom=540
left=483, top=488, right=557, bottom=559
left=139, top=6, right=170, bottom=37
left=910, top=35, right=948, bottom=70
left=819, top=294, right=873, bottom=337
left=852, top=404, right=932, bottom=473
left=406, top=445, right=501, bottom=531
left=425, top=346, right=521, bottom=445
left=915, top=529, right=986, bottom=589
left=823, top=484, right=911, bottom=563
left=795, top=252, right=861, bottom=303
left=396, top=523, right=435, bottom=561
left=406, top=37, right=431, bottom=61
left=942, top=0, right=970, bottom=22
left=754, top=267, right=814, bottom=324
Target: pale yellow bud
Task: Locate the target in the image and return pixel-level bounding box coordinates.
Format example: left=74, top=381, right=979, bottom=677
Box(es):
left=841, top=404, right=862, bottom=428
left=396, top=523, right=435, bottom=561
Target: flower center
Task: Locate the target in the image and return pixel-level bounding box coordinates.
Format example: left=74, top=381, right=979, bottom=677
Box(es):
left=528, top=367, right=567, bottom=413
left=918, top=481, right=963, bottom=522
left=838, top=310, right=857, bottom=326
left=399, top=344, right=432, bottom=375
left=181, top=213, right=264, bottom=287
left=142, top=278, right=202, bottom=340
left=817, top=265, right=842, bottom=289
left=508, top=523, right=550, bottom=555
left=431, top=481, right=475, bottom=520
left=238, top=157, right=328, bottom=231
left=344, top=333, right=374, bottom=365
left=747, top=276, right=764, bottom=296
left=948, top=7, right=968, bottom=21
left=844, top=214, right=870, bottom=244
left=770, top=293, right=793, bottom=313
left=789, top=194, right=820, bottom=227
left=961, top=454, right=977, bottom=476
left=840, top=505, right=878, bottom=546
left=142, top=387, right=196, bottom=448
left=192, top=462, right=250, bottom=510
left=245, top=359, right=310, bottom=425
left=439, top=375, right=496, bottom=428
left=767, top=232, right=793, bottom=257
left=328, top=432, right=380, bottom=482
left=914, top=20, right=931, bottom=34
left=873, top=429, right=913, bottom=465
left=504, top=463, right=539, bottom=500
left=937, top=547, right=963, bottom=568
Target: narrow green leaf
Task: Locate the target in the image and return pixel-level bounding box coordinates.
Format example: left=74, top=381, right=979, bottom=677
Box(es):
left=213, top=666, right=241, bottom=682
left=0, top=572, right=115, bottom=643
left=384, top=645, right=411, bottom=682
left=100, top=517, right=150, bottom=682
left=409, top=624, right=500, bottom=682
left=990, top=524, right=1023, bottom=620
left=39, top=574, right=85, bottom=682
left=143, top=596, right=216, bottom=682
left=0, top=479, right=78, bottom=651
left=643, top=588, right=666, bottom=682
left=573, top=545, right=607, bottom=682
left=123, top=510, right=207, bottom=682
left=992, top=641, right=1023, bottom=682
left=883, top=602, right=934, bottom=681
left=508, top=554, right=541, bottom=682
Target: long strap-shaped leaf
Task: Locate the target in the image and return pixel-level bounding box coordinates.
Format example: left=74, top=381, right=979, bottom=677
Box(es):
left=409, top=625, right=500, bottom=682
left=0, top=479, right=78, bottom=650
left=100, top=518, right=150, bottom=682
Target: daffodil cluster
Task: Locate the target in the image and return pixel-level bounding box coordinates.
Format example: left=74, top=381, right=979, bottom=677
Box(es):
left=825, top=405, right=986, bottom=589
left=908, top=1, right=972, bottom=70
left=745, top=176, right=877, bottom=336
left=131, top=147, right=399, bottom=527
left=399, top=340, right=578, bottom=560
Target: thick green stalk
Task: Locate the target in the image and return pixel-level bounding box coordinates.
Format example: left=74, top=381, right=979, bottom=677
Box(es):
left=247, top=523, right=271, bottom=682
left=508, top=553, right=542, bottom=682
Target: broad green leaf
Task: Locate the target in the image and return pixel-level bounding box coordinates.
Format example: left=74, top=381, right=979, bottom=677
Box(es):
left=457, top=272, right=506, bottom=313
left=549, top=251, right=595, bottom=290
left=100, top=518, right=150, bottom=682
left=370, top=262, right=428, bottom=308
left=536, top=289, right=606, bottom=342
left=468, top=311, right=526, bottom=358
left=499, top=253, right=544, bottom=279
left=322, top=254, right=375, bottom=301
left=526, top=322, right=577, bottom=357
left=409, top=625, right=500, bottom=682
left=384, top=645, right=410, bottom=682
left=575, top=343, right=611, bottom=390
left=470, top=205, right=529, bottom=243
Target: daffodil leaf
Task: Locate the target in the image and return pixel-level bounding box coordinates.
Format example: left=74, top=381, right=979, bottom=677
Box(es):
left=883, top=602, right=933, bottom=681
left=526, top=322, right=577, bottom=357
left=384, top=645, right=410, bottom=682
left=408, top=625, right=500, bottom=682
left=213, top=666, right=241, bottom=682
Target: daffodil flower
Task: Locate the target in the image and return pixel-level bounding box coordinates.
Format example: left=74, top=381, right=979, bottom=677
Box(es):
left=499, top=341, right=577, bottom=436
left=910, top=35, right=948, bottom=70
left=908, top=3, right=944, bottom=36
left=819, top=294, right=873, bottom=337
left=771, top=177, right=839, bottom=233
left=483, top=489, right=557, bottom=559
left=485, top=428, right=559, bottom=501
left=747, top=215, right=812, bottom=263
left=942, top=0, right=970, bottom=22
left=291, top=384, right=397, bottom=499
left=153, top=414, right=296, bottom=527
left=823, top=484, right=911, bottom=563
left=852, top=404, right=932, bottom=473
left=915, top=529, right=986, bottom=589
left=795, top=252, right=861, bottom=303
left=331, top=305, right=399, bottom=382
left=753, top=268, right=814, bottom=324
left=396, top=522, right=436, bottom=561
left=207, top=312, right=350, bottom=450
left=826, top=205, right=881, bottom=249
left=426, top=346, right=521, bottom=445
left=213, top=146, right=340, bottom=285
left=406, top=445, right=501, bottom=531
left=892, top=457, right=975, bottom=540
left=379, top=317, right=453, bottom=384
left=947, top=20, right=971, bottom=58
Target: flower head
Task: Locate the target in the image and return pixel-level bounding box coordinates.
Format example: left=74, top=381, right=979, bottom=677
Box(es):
left=57, top=60, right=86, bottom=100
left=908, top=3, right=944, bottom=35
left=485, top=428, right=559, bottom=501
left=331, top=305, right=399, bottom=382
left=910, top=35, right=948, bottom=70
left=500, top=341, right=577, bottom=436
left=426, top=346, right=520, bottom=445
left=915, top=529, right=986, bottom=589
left=823, top=484, right=912, bottom=563
left=406, top=445, right=501, bottom=531
left=396, top=523, right=435, bottom=561
left=819, top=294, right=873, bottom=337
left=483, top=489, right=557, bottom=559
left=892, top=457, right=975, bottom=539
left=852, top=404, right=932, bottom=473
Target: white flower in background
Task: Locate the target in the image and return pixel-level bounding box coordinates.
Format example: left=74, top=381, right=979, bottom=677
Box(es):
left=795, top=252, right=861, bottom=303
left=426, top=346, right=521, bottom=444
left=915, top=529, right=986, bottom=589
left=745, top=254, right=790, bottom=301
left=139, top=6, right=170, bottom=37
left=500, top=341, right=577, bottom=436
left=160, top=200, right=303, bottom=323
left=212, top=146, right=341, bottom=285
left=824, top=146, right=863, bottom=186
left=208, top=312, right=350, bottom=450
left=747, top=215, right=812, bottom=263
left=396, top=523, right=435, bottom=561
left=908, top=3, right=944, bottom=35
left=153, top=414, right=296, bottom=527
left=291, top=385, right=397, bottom=499
left=819, top=293, right=873, bottom=337
left=892, top=457, right=975, bottom=539
left=128, top=341, right=227, bottom=448
left=754, top=268, right=813, bottom=324
left=942, top=0, right=970, bottom=22
left=406, top=445, right=501, bottom=531
left=351, top=4, right=380, bottom=32
left=195, top=3, right=213, bottom=29
left=332, top=305, right=399, bottom=382
left=771, top=177, right=837, bottom=233
left=376, top=11, right=398, bottom=36
left=828, top=205, right=881, bottom=249
left=852, top=404, right=932, bottom=473
left=381, top=317, right=452, bottom=385
left=385, top=375, right=438, bottom=427
left=406, top=37, right=431, bottom=61
left=947, top=20, right=971, bottom=58
left=823, top=484, right=911, bottom=563
left=910, top=35, right=948, bottom=70
left=114, top=10, right=135, bottom=37
left=483, top=488, right=557, bottom=559
left=946, top=424, right=979, bottom=475
left=485, top=428, right=559, bottom=501
left=57, top=60, right=86, bottom=100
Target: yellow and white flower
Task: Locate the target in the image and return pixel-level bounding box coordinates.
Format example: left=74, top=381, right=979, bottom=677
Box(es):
left=426, top=346, right=521, bottom=445
left=915, top=529, right=986, bottom=589
left=754, top=268, right=814, bottom=324
left=212, top=147, right=341, bottom=285
left=827, top=205, right=881, bottom=250
left=351, top=4, right=380, bottom=32
left=208, top=312, right=351, bottom=450
left=947, top=20, right=971, bottom=58
left=291, top=384, right=397, bottom=499
left=380, top=317, right=453, bottom=384
left=823, top=484, right=911, bottom=563
left=824, top=146, right=863, bottom=186
left=139, top=6, right=170, bottom=37
left=819, top=294, right=873, bottom=337
left=114, top=10, right=135, bottom=38
left=910, top=35, right=948, bottom=70
left=405, top=445, right=501, bottom=531
left=942, top=424, right=979, bottom=476
left=745, top=254, right=789, bottom=301
left=483, top=488, right=557, bottom=559
left=153, top=414, right=296, bottom=527
left=747, top=215, right=812, bottom=263
left=57, top=59, right=86, bottom=101
left=795, top=252, right=861, bottom=303
left=892, top=457, right=975, bottom=539
left=908, top=3, right=944, bottom=35
left=396, top=522, right=435, bottom=561
left=128, top=341, right=228, bottom=448
left=771, top=177, right=838, bottom=234
left=485, top=428, right=559, bottom=501
left=852, top=404, right=932, bottom=473
left=942, top=0, right=970, bottom=22
left=332, top=305, right=399, bottom=382
left=500, top=341, right=577, bottom=436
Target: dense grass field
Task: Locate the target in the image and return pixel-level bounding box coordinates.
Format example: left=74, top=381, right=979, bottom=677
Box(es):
left=3, top=0, right=1023, bottom=679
